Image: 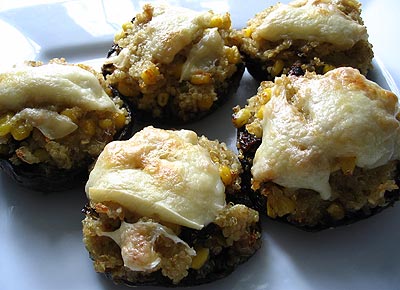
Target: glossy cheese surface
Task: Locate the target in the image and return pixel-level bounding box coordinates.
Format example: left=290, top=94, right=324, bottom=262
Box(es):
left=0, top=63, right=118, bottom=112
left=107, top=4, right=229, bottom=81
left=0, top=64, right=119, bottom=139
left=255, top=0, right=367, bottom=49
left=252, top=67, right=400, bottom=199
left=86, top=126, right=226, bottom=230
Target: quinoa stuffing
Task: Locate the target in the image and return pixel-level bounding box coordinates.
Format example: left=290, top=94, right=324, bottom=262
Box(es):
left=102, top=3, right=244, bottom=123
left=82, top=127, right=261, bottom=286
left=0, top=58, right=131, bottom=191
left=235, top=0, right=373, bottom=81
left=233, top=67, right=400, bottom=229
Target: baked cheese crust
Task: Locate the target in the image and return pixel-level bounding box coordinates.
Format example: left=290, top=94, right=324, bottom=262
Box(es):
left=102, top=4, right=244, bottom=122
left=233, top=67, right=400, bottom=228
left=252, top=67, right=399, bottom=199
left=237, top=0, right=373, bottom=80
left=83, top=126, right=261, bottom=285
left=86, top=126, right=226, bottom=230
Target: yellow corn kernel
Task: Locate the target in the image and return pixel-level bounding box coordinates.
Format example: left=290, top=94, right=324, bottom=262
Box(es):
left=122, top=21, right=133, bottom=31
left=271, top=59, right=284, bottom=77
left=327, top=202, right=345, bottom=221
left=243, top=28, right=253, bottom=38
left=260, top=87, right=272, bottom=104
left=338, top=156, right=356, bottom=175
left=219, top=165, right=233, bottom=186
left=0, top=113, right=13, bottom=136
left=117, top=80, right=137, bottom=98
left=246, top=122, right=263, bottom=138
left=323, top=64, right=335, bottom=74
left=141, top=66, right=160, bottom=85
left=114, top=112, right=126, bottom=130
left=256, top=106, right=265, bottom=119
left=232, top=108, right=251, bottom=128
left=191, top=247, right=209, bottom=270
left=114, top=30, right=125, bottom=42
left=210, top=16, right=223, bottom=28
left=99, top=118, right=113, bottom=130
left=61, top=107, right=81, bottom=123
left=11, top=121, right=33, bottom=141
left=267, top=194, right=296, bottom=218
left=81, top=119, right=96, bottom=137
left=157, top=93, right=169, bottom=107
left=221, top=13, right=231, bottom=29
left=225, top=47, right=241, bottom=64
left=197, top=97, right=214, bottom=111
left=190, top=73, right=212, bottom=85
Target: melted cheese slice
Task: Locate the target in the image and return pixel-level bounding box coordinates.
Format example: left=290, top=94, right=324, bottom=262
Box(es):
left=139, top=5, right=202, bottom=64
left=86, top=126, right=226, bottom=230
left=100, top=221, right=195, bottom=272
left=11, top=108, right=78, bottom=140
left=107, top=4, right=228, bottom=79
left=252, top=67, right=400, bottom=200
left=0, top=63, right=120, bottom=139
left=255, top=0, right=368, bottom=49
left=180, top=28, right=224, bottom=81
left=0, top=63, right=119, bottom=112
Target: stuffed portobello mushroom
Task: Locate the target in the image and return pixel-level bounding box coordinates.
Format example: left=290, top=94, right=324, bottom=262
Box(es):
left=232, top=67, right=400, bottom=230
left=82, top=126, right=261, bottom=286
left=102, top=3, right=244, bottom=124
left=0, top=59, right=132, bottom=192
left=236, top=0, right=373, bottom=81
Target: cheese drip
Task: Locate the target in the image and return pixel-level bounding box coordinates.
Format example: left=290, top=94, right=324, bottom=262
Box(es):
left=100, top=221, right=195, bottom=272
left=10, top=108, right=78, bottom=139
left=252, top=67, right=400, bottom=200
left=180, top=28, right=224, bottom=81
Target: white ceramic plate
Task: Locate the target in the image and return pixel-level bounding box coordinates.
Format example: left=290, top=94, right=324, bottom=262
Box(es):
left=1, top=1, right=399, bottom=290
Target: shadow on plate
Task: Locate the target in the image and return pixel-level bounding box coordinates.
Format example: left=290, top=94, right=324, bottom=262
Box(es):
left=258, top=206, right=400, bottom=290
left=0, top=171, right=87, bottom=239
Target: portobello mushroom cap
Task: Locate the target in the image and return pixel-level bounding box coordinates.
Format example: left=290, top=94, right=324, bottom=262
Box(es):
left=232, top=67, right=400, bottom=230
left=82, top=126, right=262, bottom=286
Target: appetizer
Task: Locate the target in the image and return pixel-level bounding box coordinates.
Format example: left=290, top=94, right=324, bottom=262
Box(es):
left=233, top=67, right=400, bottom=230
left=82, top=126, right=261, bottom=286
left=102, top=3, right=244, bottom=123
left=237, top=0, right=373, bottom=81
left=0, top=59, right=132, bottom=191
